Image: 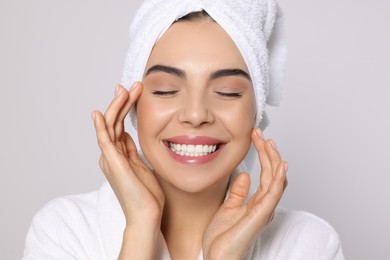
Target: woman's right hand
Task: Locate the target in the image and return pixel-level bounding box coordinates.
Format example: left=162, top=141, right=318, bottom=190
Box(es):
left=92, top=82, right=165, bottom=259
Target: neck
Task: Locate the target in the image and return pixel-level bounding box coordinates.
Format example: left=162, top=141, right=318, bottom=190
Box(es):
left=159, top=176, right=229, bottom=259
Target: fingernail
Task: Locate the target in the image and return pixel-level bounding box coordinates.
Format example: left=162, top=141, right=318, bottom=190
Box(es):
left=269, top=139, right=277, bottom=150
left=115, top=85, right=123, bottom=97
left=284, top=161, right=288, bottom=172
left=255, top=128, right=264, bottom=139
left=91, top=111, right=96, bottom=122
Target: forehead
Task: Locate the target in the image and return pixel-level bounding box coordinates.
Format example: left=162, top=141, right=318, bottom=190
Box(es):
left=146, top=21, right=249, bottom=72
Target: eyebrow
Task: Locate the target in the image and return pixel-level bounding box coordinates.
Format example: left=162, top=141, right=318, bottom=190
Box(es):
left=210, top=69, right=251, bottom=81
left=144, top=64, right=251, bottom=81
left=144, top=65, right=186, bottom=79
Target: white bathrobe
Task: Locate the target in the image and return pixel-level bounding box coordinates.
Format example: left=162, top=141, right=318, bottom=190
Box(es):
left=23, top=181, right=344, bottom=259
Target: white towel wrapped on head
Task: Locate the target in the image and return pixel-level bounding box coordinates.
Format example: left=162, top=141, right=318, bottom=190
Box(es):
left=121, top=0, right=287, bottom=129
left=121, top=0, right=287, bottom=196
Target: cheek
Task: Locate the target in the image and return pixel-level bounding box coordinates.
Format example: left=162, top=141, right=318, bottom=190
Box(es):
left=214, top=98, right=255, bottom=135
left=136, top=94, right=178, bottom=143
left=137, top=91, right=183, bottom=116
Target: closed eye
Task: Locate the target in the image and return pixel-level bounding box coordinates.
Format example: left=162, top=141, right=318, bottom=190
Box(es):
left=215, top=91, right=242, bottom=97
left=152, top=90, right=179, bottom=96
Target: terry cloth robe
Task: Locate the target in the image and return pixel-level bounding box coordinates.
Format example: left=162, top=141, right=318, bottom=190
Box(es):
left=23, top=181, right=344, bottom=259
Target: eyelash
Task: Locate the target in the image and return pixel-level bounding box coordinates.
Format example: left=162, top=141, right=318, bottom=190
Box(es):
left=215, top=91, right=242, bottom=97
left=151, top=90, right=242, bottom=98
left=152, top=90, right=179, bottom=96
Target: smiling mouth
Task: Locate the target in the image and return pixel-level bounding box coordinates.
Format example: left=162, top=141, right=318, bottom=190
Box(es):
left=167, top=142, right=220, bottom=157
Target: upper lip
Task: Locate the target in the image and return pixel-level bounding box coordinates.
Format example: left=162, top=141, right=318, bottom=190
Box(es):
left=163, top=135, right=225, bottom=145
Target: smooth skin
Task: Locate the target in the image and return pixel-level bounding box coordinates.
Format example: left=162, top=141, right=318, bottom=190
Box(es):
left=92, top=85, right=287, bottom=259
left=92, top=20, right=287, bottom=260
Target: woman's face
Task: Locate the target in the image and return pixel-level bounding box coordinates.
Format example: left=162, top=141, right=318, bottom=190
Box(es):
left=137, top=20, right=256, bottom=193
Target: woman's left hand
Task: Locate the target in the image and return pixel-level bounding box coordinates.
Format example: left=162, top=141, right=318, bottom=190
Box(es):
left=202, top=129, right=288, bottom=260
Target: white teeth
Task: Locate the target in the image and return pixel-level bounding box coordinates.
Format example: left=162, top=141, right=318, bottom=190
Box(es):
left=187, top=145, right=195, bottom=152
left=169, top=142, right=218, bottom=157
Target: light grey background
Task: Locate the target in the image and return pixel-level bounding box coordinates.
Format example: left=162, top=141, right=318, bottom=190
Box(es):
left=1, top=0, right=389, bottom=259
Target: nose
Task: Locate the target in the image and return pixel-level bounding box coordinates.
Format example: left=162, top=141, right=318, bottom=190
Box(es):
left=177, top=94, right=215, bottom=128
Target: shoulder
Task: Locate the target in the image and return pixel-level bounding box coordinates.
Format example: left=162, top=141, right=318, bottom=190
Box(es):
left=23, top=183, right=110, bottom=259
left=28, top=187, right=101, bottom=232
left=252, top=207, right=344, bottom=260
left=272, top=207, right=341, bottom=240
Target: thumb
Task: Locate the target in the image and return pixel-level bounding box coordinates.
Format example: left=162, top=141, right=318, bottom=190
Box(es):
left=224, top=172, right=250, bottom=208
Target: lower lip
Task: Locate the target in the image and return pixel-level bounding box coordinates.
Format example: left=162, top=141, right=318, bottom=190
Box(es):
left=164, top=144, right=224, bottom=164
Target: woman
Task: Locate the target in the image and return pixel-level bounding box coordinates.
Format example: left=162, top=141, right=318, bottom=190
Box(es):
left=23, top=0, right=344, bottom=259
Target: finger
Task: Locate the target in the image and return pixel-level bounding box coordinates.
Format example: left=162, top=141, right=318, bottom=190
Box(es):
left=265, top=139, right=283, bottom=175
left=103, top=84, right=130, bottom=141
left=224, top=172, right=250, bottom=209
left=121, top=133, right=165, bottom=202
left=267, top=211, right=275, bottom=224
left=114, top=82, right=143, bottom=139
left=226, top=163, right=287, bottom=249
left=122, top=132, right=139, bottom=161
left=251, top=129, right=272, bottom=193
left=249, top=162, right=287, bottom=226
left=93, top=110, right=118, bottom=158
left=251, top=162, right=287, bottom=225
left=264, top=161, right=288, bottom=205
left=283, top=175, right=288, bottom=191
left=94, top=110, right=143, bottom=198
left=92, top=111, right=136, bottom=179
left=122, top=132, right=152, bottom=178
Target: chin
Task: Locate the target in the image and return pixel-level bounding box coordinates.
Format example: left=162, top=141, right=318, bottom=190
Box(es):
left=150, top=156, right=239, bottom=195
